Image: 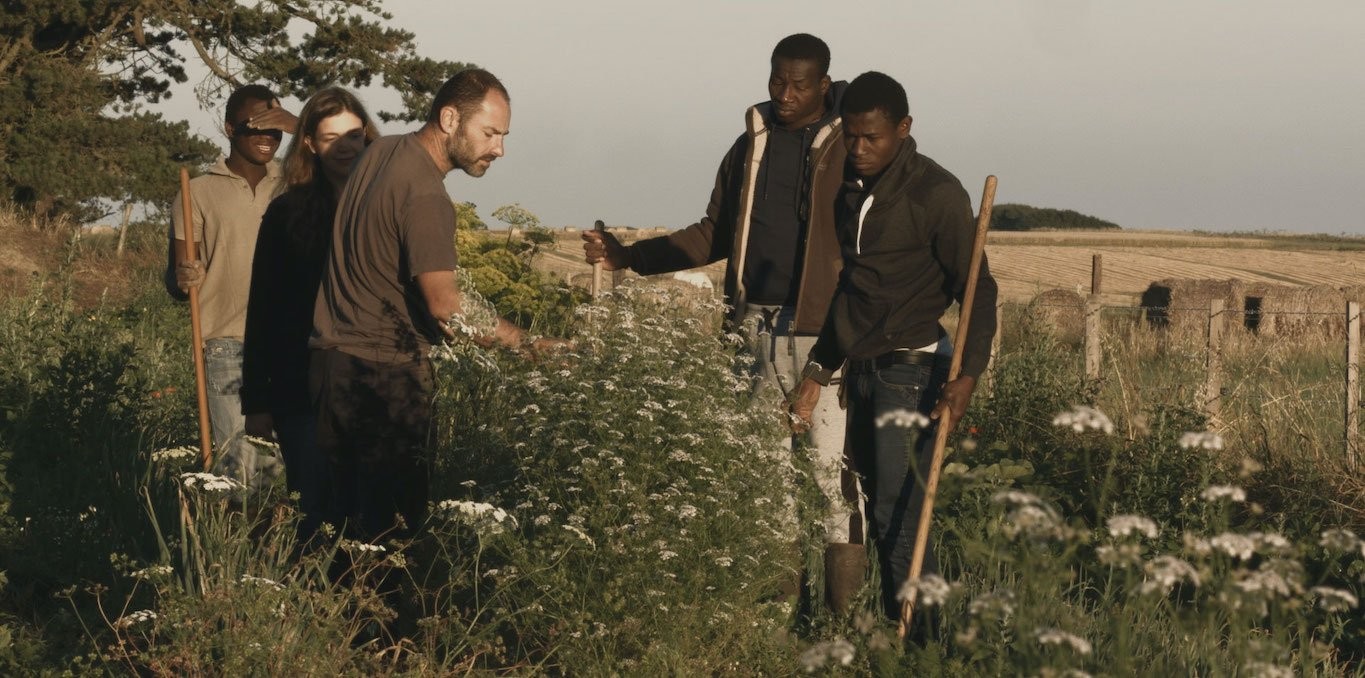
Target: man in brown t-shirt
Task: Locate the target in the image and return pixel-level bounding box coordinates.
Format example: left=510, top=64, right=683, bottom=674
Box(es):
left=311, top=68, right=556, bottom=541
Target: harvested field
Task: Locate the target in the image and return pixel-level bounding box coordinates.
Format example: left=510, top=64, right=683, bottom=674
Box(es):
left=534, top=228, right=1365, bottom=305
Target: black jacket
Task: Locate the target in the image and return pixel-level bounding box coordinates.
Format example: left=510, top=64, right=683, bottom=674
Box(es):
left=628, top=83, right=848, bottom=334
left=241, top=188, right=333, bottom=416
left=810, top=136, right=997, bottom=378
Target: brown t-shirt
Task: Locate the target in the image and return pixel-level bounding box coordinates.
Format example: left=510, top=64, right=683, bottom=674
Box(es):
left=311, top=133, right=458, bottom=364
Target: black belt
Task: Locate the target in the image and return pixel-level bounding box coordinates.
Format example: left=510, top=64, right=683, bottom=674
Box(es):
left=846, top=349, right=939, bottom=374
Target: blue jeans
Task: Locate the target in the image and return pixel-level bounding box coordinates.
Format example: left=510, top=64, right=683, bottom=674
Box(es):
left=845, top=360, right=949, bottom=618
left=204, top=338, right=246, bottom=451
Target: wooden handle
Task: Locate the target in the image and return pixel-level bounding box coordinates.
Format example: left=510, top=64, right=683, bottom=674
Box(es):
left=180, top=168, right=213, bottom=470
left=591, top=219, right=607, bottom=298
left=899, top=175, right=996, bottom=638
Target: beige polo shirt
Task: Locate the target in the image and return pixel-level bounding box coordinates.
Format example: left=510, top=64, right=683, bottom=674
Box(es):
left=172, top=157, right=284, bottom=341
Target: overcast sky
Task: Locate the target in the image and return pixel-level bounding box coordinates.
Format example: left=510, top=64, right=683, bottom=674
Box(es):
left=166, top=0, right=1364, bottom=234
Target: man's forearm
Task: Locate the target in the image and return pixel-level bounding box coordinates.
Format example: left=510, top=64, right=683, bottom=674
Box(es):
left=490, top=317, right=531, bottom=350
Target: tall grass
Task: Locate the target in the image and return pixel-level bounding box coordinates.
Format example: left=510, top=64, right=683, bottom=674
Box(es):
left=2, top=238, right=1364, bottom=673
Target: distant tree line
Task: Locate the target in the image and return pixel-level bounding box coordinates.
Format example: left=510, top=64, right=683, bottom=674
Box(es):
left=990, top=203, right=1122, bottom=231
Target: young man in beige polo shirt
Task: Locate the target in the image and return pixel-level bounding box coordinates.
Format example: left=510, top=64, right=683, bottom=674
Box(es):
left=172, top=84, right=297, bottom=458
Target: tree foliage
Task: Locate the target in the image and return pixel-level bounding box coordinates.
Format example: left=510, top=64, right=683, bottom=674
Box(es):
left=0, top=0, right=467, bottom=221
left=990, top=203, right=1122, bottom=231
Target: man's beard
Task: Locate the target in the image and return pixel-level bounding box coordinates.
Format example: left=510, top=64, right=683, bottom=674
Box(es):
left=447, top=124, right=488, bottom=177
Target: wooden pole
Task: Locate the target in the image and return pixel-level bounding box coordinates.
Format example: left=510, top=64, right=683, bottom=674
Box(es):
left=1091, top=253, right=1103, bottom=297
left=180, top=168, right=213, bottom=470
left=116, top=202, right=133, bottom=257
left=899, top=175, right=996, bottom=639
left=1347, top=301, right=1360, bottom=467
left=1085, top=296, right=1102, bottom=382
left=590, top=219, right=606, bottom=298
left=1203, top=299, right=1225, bottom=422
left=985, top=299, right=1003, bottom=395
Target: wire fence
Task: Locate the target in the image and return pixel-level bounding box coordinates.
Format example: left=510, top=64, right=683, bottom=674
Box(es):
left=988, top=298, right=1362, bottom=464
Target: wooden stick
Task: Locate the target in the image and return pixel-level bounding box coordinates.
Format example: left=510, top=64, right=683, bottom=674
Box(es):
left=1347, top=301, right=1360, bottom=467
left=180, top=168, right=213, bottom=470
left=899, top=175, right=997, bottom=639
left=590, top=219, right=606, bottom=298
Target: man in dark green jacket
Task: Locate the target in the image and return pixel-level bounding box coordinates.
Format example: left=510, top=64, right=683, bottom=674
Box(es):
left=583, top=34, right=867, bottom=612
left=791, top=71, right=998, bottom=619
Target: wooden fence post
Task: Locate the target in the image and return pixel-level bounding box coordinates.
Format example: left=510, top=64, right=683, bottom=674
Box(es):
left=1084, top=296, right=1102, bottom=382
left=1091, top=253, right=1103, bottom=298
left=1347, top=301, right=1361, bottom=467
left=590, top=219, right=606, bottom=298
left=1203, top=299, right=1225, bottom=421
left=986, top=299, right=1004, bottom=395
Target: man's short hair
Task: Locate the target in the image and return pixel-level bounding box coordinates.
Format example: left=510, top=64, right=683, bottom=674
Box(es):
left=427, top=68, right=510, bottom=124
left=225, top=84, right=277, bottom=123
left=771, top=33, right=830, bottom=77
left=841, top=71, right=909, bottom=124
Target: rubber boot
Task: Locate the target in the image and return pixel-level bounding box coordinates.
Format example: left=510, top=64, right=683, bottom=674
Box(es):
left=824, top=543, right=868, bottom=615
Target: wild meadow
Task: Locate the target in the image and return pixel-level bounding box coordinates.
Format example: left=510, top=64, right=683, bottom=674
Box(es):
left=1, top=223, right=1363, bottom=675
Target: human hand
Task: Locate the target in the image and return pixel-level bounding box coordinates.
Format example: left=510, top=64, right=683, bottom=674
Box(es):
left=176, top=260, right=205, bottom=291
left=581, top=230, right=630, bottom=271
left=786, top=377, right=822, bottom=434
left=528, top=337, right=574, bottom=362
left=930, top=375, right=977, bottom=432
left=244, top=412, right=275, bottom=441
left=243, top=98, right=298, bottom=135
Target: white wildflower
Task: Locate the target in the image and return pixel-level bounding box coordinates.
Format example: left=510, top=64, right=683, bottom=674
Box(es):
left=1096, top=543, right=1142, bottom=568
left=677, top=504, right=699, bottom=520
left=1034, top=627, right=1092, bottom=655
left=1051, top=405, right=1113, bottom=434
left=1178, top=430, right=1225, bottom=451
left=967, top=590, right=1016, bottom=620
left=436, top=499, right=517, bottom=535
left=1311, top=586, right=1359, bottom=613
left=714, top=556, right=733, bottom=568
left=1200, top=484, right=1247, bottom=503
left=1002, top=503, right=1075, bottom=541
left=1251, top=531, right=1292, bottom=555
left=897, top=573, right=957, bottom=607
left=562, top=524, right=595, bottom=548
left=1239, top=457, right=1264, bottom=476
left=130, top=564, right=173, bottom=580
left=1107, top=514, right=1159, bottom=539
left=150, top=446, right=197, bottom=464
left=1319, top=528, right=1361, bottom=555
left=443, top=269, right=500, bottom=339
left=114, top=609, right=157, bottom=629
left=239, top=574, right=284, bottom=591
left=339, top=540, right=386, bottom=554
left=1138, top=556, right=1202, bottom=595
left=1210, top=532, right=1256, bottom=560
left=533, top=514, right=552, bottom=527
left=1243, top=663, right=1294, bottom=678
left=1183, top=531, right=1213, bottom=557
left=659, top=550, right=678, bottom=561
left=798, top=638, right=856, bottom=673
left=875, top=408, right=931, bottom=429
left=990, top=490, right=1045, bottom=507
left=180, top=472, right=242, bottom=493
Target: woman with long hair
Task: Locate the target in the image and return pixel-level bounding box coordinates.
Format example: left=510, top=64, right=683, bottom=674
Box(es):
left=241, top=87, right=378, bottom=540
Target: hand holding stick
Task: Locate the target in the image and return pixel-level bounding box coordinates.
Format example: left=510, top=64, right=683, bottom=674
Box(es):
left=899, top=175, right=997, bottom=639
left=179, top=168, right=213, bottom=470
